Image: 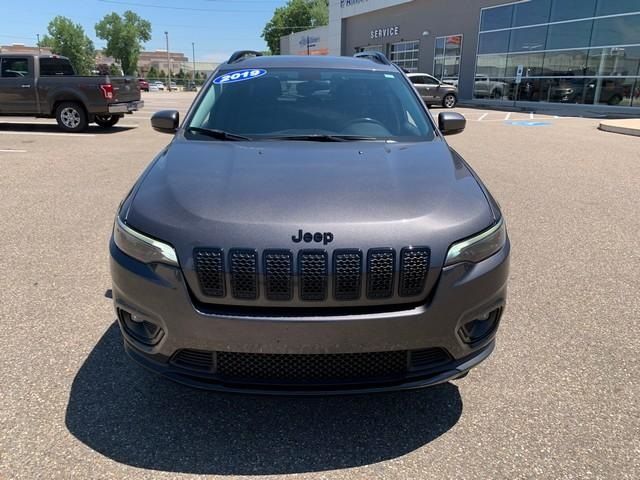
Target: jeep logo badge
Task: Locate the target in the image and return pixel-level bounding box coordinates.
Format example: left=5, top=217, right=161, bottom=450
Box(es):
left=292, top=229, right=334, bottom=245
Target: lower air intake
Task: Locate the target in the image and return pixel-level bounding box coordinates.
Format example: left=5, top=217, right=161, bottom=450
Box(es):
left=217, top=350, right=407, bottom=382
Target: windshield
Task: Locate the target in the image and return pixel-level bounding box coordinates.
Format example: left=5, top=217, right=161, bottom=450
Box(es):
left=187, top=67, right=435, bottom=141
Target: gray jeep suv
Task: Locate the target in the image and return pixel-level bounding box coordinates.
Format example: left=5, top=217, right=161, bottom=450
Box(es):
left=110, top=51, right=510, bottom=394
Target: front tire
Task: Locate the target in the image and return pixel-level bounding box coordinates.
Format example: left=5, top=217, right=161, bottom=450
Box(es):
left=95, top=115, right=121, bottom=128
left=55, top=102, right=88, bottom=132
left=442, top=93, right=457, bottom=108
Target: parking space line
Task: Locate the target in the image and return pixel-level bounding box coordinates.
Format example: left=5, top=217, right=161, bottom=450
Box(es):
left=478, top=113, right=488, bottom=121
left=529, top=112, right=534, bottom=119
left=0, top=131, right=96, bottom=137
left=0, top=149, right=27, bottom=153
left=504, top=112, right=512, bottom=120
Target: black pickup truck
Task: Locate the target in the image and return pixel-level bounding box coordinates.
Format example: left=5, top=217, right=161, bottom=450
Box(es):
left=0, top=54, right=143, bottom=132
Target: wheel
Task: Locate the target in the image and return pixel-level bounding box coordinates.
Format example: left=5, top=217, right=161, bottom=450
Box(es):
left=95, top=115, right=121, bottom=128
left=442, top=93, right=457, bottom=108
left=55, top=102, right=88, bottom=132
left=490, top=89, right=502, bottom=99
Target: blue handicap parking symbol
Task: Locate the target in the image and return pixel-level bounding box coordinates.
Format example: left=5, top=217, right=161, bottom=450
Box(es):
left=506, top=120, right=552, bottom=127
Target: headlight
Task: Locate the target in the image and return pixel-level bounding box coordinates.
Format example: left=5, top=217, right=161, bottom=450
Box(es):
left=445, top=218, right=506, bottom=266
left=113, top=216, right=179, bottom=266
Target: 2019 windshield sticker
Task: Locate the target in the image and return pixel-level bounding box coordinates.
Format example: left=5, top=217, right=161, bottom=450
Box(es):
left=213, top=69, right=267, bottom=85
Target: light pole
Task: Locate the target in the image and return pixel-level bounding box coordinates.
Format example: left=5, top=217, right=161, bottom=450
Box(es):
left=164, top=31, right=171, bottom=92
left=192, top=42, right=196, bottom=84
left=36, top=33, right=41, bottom=54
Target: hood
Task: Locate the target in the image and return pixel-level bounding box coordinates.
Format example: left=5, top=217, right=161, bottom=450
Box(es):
left=125, top=137, right=493, bottom=272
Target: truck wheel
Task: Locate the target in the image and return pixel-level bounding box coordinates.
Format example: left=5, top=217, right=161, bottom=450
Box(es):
left=95, top=115, right=121, bottom=128
left=442, top=93, right=457, bottom=108
left=55, top=102, right=88, bottom=132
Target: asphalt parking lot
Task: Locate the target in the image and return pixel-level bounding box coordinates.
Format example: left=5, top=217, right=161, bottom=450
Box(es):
left=1, top=92, right=638, bottom=479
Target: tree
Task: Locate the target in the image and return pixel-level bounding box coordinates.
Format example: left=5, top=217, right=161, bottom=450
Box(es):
left=262, top=0, right=328, bottom=54
left=159, top=69, right=166, bottom=80
left=109, top=63, right=122, bottom=76
left=95, top=11, right=151, bottom=75
left=40, top=16, right=95, bottom=75
left=147, top=65, right=158, bottom=79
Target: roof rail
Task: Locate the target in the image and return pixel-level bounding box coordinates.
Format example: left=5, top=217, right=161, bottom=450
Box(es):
left=227, top=50, right=264, bottom=64
left=353, top=51, right=391, bottom=66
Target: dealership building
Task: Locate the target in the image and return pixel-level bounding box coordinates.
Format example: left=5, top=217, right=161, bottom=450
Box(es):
left=288, top=0, right=640, bottom=110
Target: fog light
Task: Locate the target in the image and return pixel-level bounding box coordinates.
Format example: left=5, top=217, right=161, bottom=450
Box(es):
left=459, top=308, right=502, bottom=344
left=117, top=308, right=164, bottom=345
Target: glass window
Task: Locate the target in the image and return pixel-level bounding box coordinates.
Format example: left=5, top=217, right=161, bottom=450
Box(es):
left=550, top=0, right=596, bottom=21
left=546, top=19, right=593, bottom=50
left=478, top=30, right=511, bottom=54
left=506, top=52, right=545, bottom=77
left=596, top=0, right=640, bottom=16
left=423, top=74, right=440, bottom=85
left=587, top=46, right=640, bottom=76
left=433, top=35, right=463, bottom=81
left=476, top=54, right=508, bottom=78
left=443, top=56, right=461, bottom=78
left=513, top=0, right=552, bottom=27
left=39, top=58, right=75, bottom=76
left=473, top=75, right=511, bottom=99
left=515, top=77, right=546, bottom=101
left=480, top=5, right=513, bottom=31
left=0, top=57, right=31, bottom=77
left=591, top=14, right=640, bottom=47
left=360, top=45, right=383, bottom=52
left=589, top=77, right=637, bottom=105
left=390, top=41, right=420, bottom=72
left=189, top=68, right=435, bottom=140
left=434, top=59, right=444, bottom=78
left=543, top=50, right=588, bottom=76
left=409, top=75, right=425, bottom=85
left=435, top=37, right=445, bottom=57
left=509, top=26, right=548, bottom=52
left=445, top=35, right=463, bottom=56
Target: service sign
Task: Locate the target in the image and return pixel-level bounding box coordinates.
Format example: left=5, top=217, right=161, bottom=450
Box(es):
left=370, top=25, right=400, bottom=39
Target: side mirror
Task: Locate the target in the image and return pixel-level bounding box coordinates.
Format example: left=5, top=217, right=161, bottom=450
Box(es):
left=438, top=112, right=466, bottom=136
left=151, top=110, right=179, bottom=134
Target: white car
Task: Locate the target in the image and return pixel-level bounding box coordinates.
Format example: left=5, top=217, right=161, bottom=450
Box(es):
left=150, top=81, right=166, bottom=91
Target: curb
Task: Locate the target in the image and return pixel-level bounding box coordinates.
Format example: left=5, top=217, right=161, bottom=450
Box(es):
left=598, top=120, right=640, bottom=137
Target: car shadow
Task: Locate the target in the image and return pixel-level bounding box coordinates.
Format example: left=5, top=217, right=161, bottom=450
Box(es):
left=0, top=122, right=136, bottom=134
left=65, top=323, right=464, bottom=475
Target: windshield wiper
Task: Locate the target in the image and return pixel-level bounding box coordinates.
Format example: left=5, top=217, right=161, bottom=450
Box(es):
left=186, top=127, right=252, bottom=141
left=269, top=134, right=378, bottom=142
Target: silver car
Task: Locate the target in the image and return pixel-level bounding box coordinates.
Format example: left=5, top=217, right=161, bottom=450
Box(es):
left=408, top=73, right=458, bottom=108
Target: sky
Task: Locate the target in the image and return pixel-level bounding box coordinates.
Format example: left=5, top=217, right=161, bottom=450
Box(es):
left=0, top=0, right=288, bottom=63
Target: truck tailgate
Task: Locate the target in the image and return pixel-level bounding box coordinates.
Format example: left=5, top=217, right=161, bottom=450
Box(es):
left=110, top=77, right=140, bottom=103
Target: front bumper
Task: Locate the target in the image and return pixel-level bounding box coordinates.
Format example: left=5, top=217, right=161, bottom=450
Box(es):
left=108, top=100, right=144, bottom=114
left=110, top=238, right=509, bottom=394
